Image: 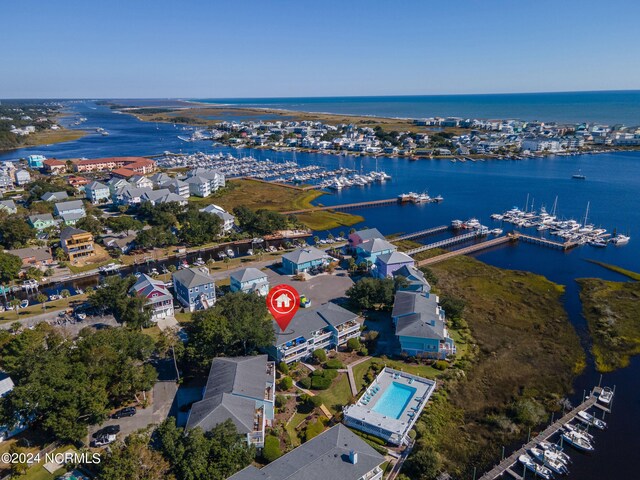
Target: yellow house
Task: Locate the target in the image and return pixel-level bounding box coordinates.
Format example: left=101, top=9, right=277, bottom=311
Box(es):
left=60, top=227, right=95, bottom=262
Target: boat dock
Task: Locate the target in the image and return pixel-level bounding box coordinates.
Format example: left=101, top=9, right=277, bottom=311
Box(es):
left=281, top=198, right=400, bottom=215
left=478, top=387, right=605, bottom=480
left=405, top=230, right=488, bottom=256
left=417, top=235, right=515, bottom=266
left=393, top=225, right=449, bottom=242
left=513, top=232, right=578, bottom=250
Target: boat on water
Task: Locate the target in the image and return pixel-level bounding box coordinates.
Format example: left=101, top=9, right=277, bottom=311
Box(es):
left=451, top=219, right=463, bottom=229
left=529, top=447, right=569, bottom=475
left=598, top=386, right=614, bottom=405
left=576, top=410, right=607, bottom=430
left=538, top=441, right=571, bottom=464
left=611, top=234, right=630, bottom=245
left=490, top=228, right=503, bottom=235
left=518, top=454, right=554, bottom=479
left=561, top=430, right=594, bottom=452
left=20, top=300, right=29, bottom=309
left=22, top=279, right=39, bottom=290
left=563, top=423, right=595, bottom=442
left=572, top=169, right=586, bottom=180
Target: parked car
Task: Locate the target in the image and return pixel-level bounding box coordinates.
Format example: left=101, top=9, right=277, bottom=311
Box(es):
left=92, top=425, right=120, bottom=438
left=91, top=433, right=116, bottom=447
left=111, top=407, right=136, bottom=419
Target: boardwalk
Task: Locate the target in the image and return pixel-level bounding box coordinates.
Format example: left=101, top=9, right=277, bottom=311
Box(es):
left=514, top=232, right=578, bottom=250
left=393, top=225, right=449, bottom=242
left=418, top=235, right=514, bottom=266
left=405, top=230, right=487, bottom=256
left=281, top=198, right=400, bottom=215
left=478, top=387, right=603, bottom=480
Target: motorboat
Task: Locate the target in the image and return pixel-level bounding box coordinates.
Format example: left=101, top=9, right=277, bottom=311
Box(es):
left=611, top=234, right=630, bottom=245
left=20, top=300, right=29, bottom=309
left=451, top=219, right=463, bottom=229
left=563, top=423, right=594, bottom=442
left=598, top=386, right=614, bottom=405
left=529, top=447, right=568, bottom=475
left=490, top=228, right=503, bottom=235
left=193, top=257, right=205, bottom=266
left=538, top=441, right=571, bottom=464
left=576, top=410, right=607, bottom=430
left=561, top=431, right=594, bottom=452
left=518, top=454, right=553, bottom=479
left=226, top=248, right=235, bottom=258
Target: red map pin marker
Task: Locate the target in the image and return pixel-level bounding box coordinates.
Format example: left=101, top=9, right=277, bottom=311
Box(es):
left=267, top=284, right=300, bottom=332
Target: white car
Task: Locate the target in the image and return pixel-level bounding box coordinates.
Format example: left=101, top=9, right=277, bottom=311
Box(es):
left=91, top=433, right=116, bottom=447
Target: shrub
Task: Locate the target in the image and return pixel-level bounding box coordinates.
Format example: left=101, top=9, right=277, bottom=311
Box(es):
left=298, top=377, right=312, bottom=389
left=325, top=359, right=344, bottom=369
left=277, top=361, right=289, bottom=374
left=262, top=435, right=282, bottom=462
left=323, top=369, right=338, bottom=380
left=311, top=369, right=324, bottom=377
left=279, top=377, right=293, bottom=390
left=359, top=347, right=368, bottom=356
left=275, top=394, right=287, bottom=409
left=312, top=349, right=327, bottom=363
left=433, top=360, right=449, bottom=371
left=310, top=375, right=332, bottom=390
left=346, top=338, right=361, bottom=352
left=304, top=419, right=325, bottom=442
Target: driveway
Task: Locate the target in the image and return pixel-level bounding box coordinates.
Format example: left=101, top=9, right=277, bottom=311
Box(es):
left=264, top=267, right=354, bottom=307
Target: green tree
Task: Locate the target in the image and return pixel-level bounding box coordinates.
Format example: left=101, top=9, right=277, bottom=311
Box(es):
left=0, top=251, right=22, bottom=282
left=76, top=215, right=103, bottom=236
left=178, top=208, right=223, bottom=245
left=100, top=430, right=174, bottom=480
left=0, top=217, right=35, bottom=249
left=215, top=292, right=274, bottom=355
left=262, top=435, right=282, bottom=463
left=54, top=247, right=66, bottom=262
left=136, top=226, right=177, bottom=250
left=345, top=277, right=395, bottom=310
left=89, top=275, right=153, bottom=329
left=403, top=449, right=443, bottom=480
left=60, top=289, right=71, bottom=298
left=346, top=338, right=361, bottom=352
left=106, top=216, right=143, bottom=235
left=9, top=299, right=20, bottom=317
left=37, top=293, right=48, bottom=311
left=312, top=349, right=327, bottom=363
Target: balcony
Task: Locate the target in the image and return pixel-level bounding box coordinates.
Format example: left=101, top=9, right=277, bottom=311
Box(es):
left=361, top=466, right=383, bottom=480
left=336, top=320, right=359, bottom=333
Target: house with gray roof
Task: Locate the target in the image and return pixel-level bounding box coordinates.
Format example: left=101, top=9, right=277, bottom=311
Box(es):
left=348, top=227, right=384, bottom=248
left=15, top=169, right=30, bottom=185
left=149, top=172, right=172, bottom=187
left=200, top=204, right=235, bottom=232
left=281, top=246, right=331, bottom=275
left=0, top=372, right=14, bottom=398
left=129, top=175, right=154, bottom=190
left=172, top=267, right=216, bottom=311
left=391, top=286, right=455, bottom=358
left=161, top=178, right=190, bottom=198
left=59, top=211, right=85, bottom=226
left=41, top=191, right=68, bottom=202
left=355, top=237, right=396, bottom=265
left=186, top=355, right=275, bottom=448
left=374, top=251, right=414, bottom=278
left=269, top=302, right=361, bottom=364
left=86, top=181, right=110, bottom=204
left=230, top=267, right=269, bottom=296
left=0, top=199, right=17, bottom=214
left=54, top=199, right=85, bottom=218
left=392, top=265, right=430, bottom=293
left=140, top=188, right=187, bottom=206
left=29, top=213, right=57, bottom=231
left=228, top=424, right=384, bottom=480
left=129, top=274, right=174, bottom=320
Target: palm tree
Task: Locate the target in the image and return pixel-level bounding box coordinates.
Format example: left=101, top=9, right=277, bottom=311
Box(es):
left=223, top=256, right=230, bottom=270
left=313, top=236, right=320, bottom=244
left=60, top=289, right=71, bottom=298
left=9, top=299, right=21, bottom=318
left=36, top=293, right=48, bottom=311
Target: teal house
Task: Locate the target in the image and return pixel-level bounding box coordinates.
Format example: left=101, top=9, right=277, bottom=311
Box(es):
left=29, top=213, right=57, bottom=231
left=27, top=155, right=46, bottom=168
left=281, top=246, right=329, bottom=275
left=230, top=267, right=269, bottom=296
left=355, top=237, right=396, bottom=266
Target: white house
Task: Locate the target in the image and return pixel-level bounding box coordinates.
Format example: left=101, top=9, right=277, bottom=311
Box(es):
left=200, top=204, right=235, bottom=232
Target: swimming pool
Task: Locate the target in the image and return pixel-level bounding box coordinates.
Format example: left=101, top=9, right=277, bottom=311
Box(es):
left=371, top=382, right=417, bottom=419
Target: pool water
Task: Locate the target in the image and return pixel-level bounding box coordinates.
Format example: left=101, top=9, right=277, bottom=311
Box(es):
left=371, top=382, right=417, bottom=419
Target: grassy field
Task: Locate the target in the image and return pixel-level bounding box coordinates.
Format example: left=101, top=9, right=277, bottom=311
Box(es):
left=315, top=373, right=353, bottom=414
left=578, top=277, right=640, bottom=372
left=0, top=294, right=88, bottom=323
left=195, top=179, right=363, bottom=230
left=403, top=255, right=586, bottom=478
left=20, top=128, right=87, bottom=148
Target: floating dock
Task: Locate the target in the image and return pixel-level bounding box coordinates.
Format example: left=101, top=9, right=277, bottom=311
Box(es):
left=478, top=386, right=607, bottom=480
left=281, top=198, right=401, bottom=215
left=514, top=232, right=578, bottom=250
left=405, top=230, right=488, bottom=256
left=393, top=225, right=449, bottom=242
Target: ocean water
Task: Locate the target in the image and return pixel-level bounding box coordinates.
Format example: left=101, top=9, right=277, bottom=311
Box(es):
left=1, top=101, right=639, bottom=479
left=196, top=90, right=640, bottom=125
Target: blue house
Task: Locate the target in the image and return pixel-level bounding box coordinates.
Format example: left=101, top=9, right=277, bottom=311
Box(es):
left=230, top=268, right=269, bottom=296
left=281, top=246, right=330, bottom=275
left=392, top=265, right=430, bottom=293
left=172, top=267, right=216, bottom=312
left=27, top=155, right=46, bottom=169
left=374, top=251, right=414, bottom=278
left=391, top=288, right=455, bottom=359
left=86, top=181, right=111, bottom=204
left=355, top=237, right=396, bottom=266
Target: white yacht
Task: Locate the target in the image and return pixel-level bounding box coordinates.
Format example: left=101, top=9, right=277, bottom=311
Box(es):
left=598, top=386, right=614, bottom=405
left=611, top=234, right=630, bottom=245
left=561, top=430, right=594, bottom=452
left=538, top=441, right=571, bottom=465
left=529, top=447, right=568, bottom=475
left=518, top=454, right=553, bottom=479
left=576, top=410, right=607, bottom=430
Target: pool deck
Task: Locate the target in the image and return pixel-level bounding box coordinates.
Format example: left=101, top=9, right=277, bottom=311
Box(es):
left=343, top=367, right=436, bottom=445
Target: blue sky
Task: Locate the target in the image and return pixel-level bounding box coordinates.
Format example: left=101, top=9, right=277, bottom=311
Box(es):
left=2, top=0, right=639, bottom=98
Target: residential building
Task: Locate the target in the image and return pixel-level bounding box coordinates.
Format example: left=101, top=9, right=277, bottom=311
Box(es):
left=172, top=267, right=216, bottom=311
left=230, top=268, right=269, bottom=296
left=67, top=176, right=90, bottom=192
left=85, top=181, right=110, bottom=204
left=185, top=169, right=225, bottom=197
left=374, top=251, right=414, bottom=278
left=129, top=274, right=174, bottom=320
left=355, top=237, right=396, bottom=265
left=107, top=177, right=129, bottom=195
left=0, top=175, right=13, bottom=191
left=59, top=211, right=85, bottom=226
left=114, top=186, right=153, bottom=206
left=140, top=188, right=187, bottom=206
left=103, top=234, right=136, bottom=254
left=392, top=265, right=430, bottom=293
left=60, top=227, right=95, bottom=262
left=15, top=169, right=31, bottom=185
left=54, top=200, right=86, bottom=217
left=129, top=175, right=154, bottom=190
left=185, top=175, right=213, bottom=197
left=27, top=154, right=46, bottom=168
left=72, top=156, right=157, bottom=175
left=0, top=372, right=14, bottom=398
left=186, top=355, right=275, bottom=448
left=391, top=284, right=455, bottom=358
left=281, top=246, right=331, bottom=275
left=8, top=247, right=54, bottom=268
left=41, top=191, right=68, bottom=203
left=0, top=199, right=17, bottom=214
left=268, top=302, right=361, bottom=364
left=200, top=204, right=235, bottom=232
left=348, top=228, right=384, bottom=248
left=162, top=178, right=190, bottom=198
left=43, top=159, right=67, bottom=174
left=149, top=172, right=172, bottom=187
left=28, top=213, right=56, bottom=231
left=228, top=424, right=384, bottom=480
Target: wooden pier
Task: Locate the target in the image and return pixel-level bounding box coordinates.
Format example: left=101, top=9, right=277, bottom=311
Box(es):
left=418, top=235, right=515, bottom=266
left=513, top=233, right=578, bottom=250
left=478, top=387, right=604, bottom=480
left=393, top=225, right=449, bottom=242
left=405, top=230, right=487, bottom=256
left=281, top=198, right=400, bottom=215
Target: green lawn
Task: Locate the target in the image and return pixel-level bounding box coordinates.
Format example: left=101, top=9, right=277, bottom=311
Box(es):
left=315, top=373, right=354, bottom=413
left=0, top=293, right=88, bottom=323
left=352, top=358, right=442, bottom=394
left=587, top=260, right=640, bottom=281
left=284, top=411, right=308, bottom=447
